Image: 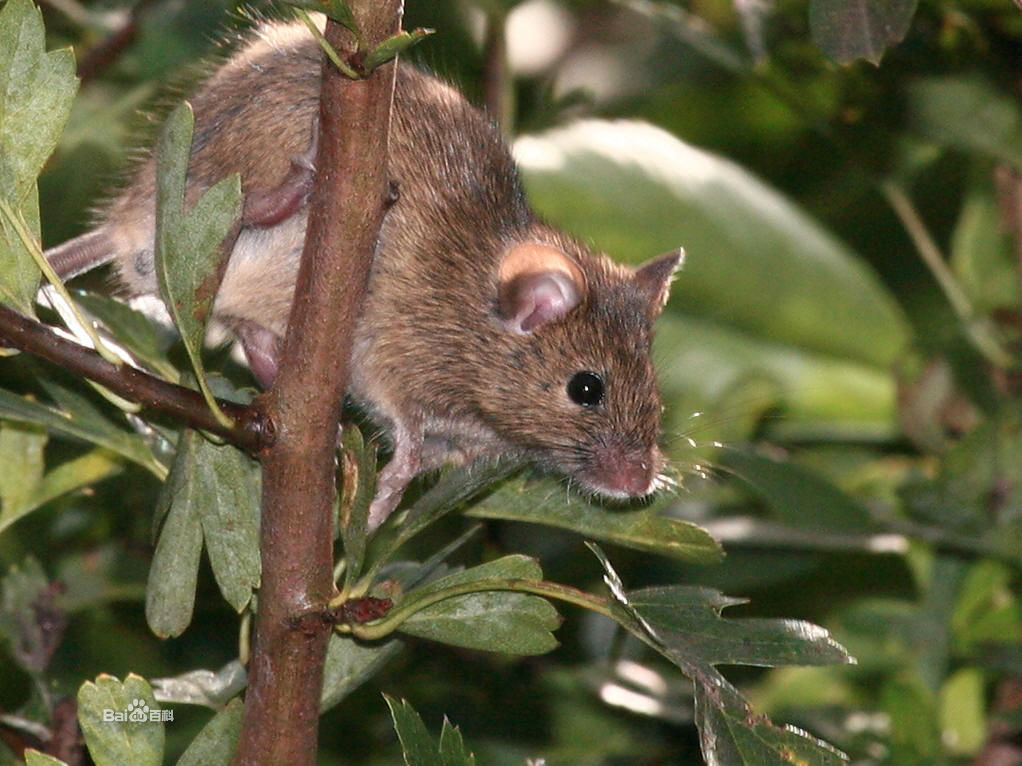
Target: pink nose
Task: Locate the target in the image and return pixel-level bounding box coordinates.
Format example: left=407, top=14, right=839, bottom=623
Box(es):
left=590, top=452, right=656, bottom=498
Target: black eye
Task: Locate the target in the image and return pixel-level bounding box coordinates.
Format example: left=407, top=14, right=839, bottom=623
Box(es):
left=567, top=371, right=604, bottom=407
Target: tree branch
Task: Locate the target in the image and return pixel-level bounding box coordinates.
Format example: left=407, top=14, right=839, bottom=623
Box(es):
left=232, top=3, right=402, bottom=764
left=0, top=303, right=270, bottom=452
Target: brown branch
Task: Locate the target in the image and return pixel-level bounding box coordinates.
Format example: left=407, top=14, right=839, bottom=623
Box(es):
left=482, top=10, right=513, bottom=134
left=232, top=3, right=402, bottom=764
left=73, top=0, right=159, bottom=84
left=0, top=303, right=271, bottom=452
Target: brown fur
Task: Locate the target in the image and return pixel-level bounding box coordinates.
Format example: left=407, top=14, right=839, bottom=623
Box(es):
left=47, top=20, right=680, bottom=527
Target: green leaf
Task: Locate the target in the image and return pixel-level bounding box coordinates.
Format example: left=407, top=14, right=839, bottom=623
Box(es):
left=0, top=387, right=164, bottom=478
left=175, top=698, right=243, bottom=766
left=468, top=477, right=722, bottom=564
left=77, top=674, right=165, bottom=766
left=153, top=102, right=242, bottom=427
left=905, top=76, right=1022, bottom=169
left=0, top=0, right=77, bottom=314
left=626, top=585, right=853, bottom=669
left=146, top=430, right=260, bottom=632
left=949, top=168, right=1020, bottom=313
left=0, top=555, right=56, bottom=674
left=74, top=292, right=178, bottom=379
left=385, top=696, right=476, bottom=766
left=589, top=545, right=851, bottom=764
left=363, top=456, right=522, bottom=583
left=719, top=446, right=876, bottom=534
left=696, top=684, right=849, bottom=765
left=655, top=314, right=898, bottom=441
left=808, top=0, right=917, bottom=65
left=939, top=668, right=986, bottom=757
left=189, top=433, right=261, bottom=613
left=25, top=751, right=68, bottom=766
left=0, top=446, right=123, bottom=536
left=146, top=437, right=204, bottom=638
left=340, top=423, right=376, bottom=591
left=899, top=405, right=1022, bottom=562
left=285, top=0, right=359, bottom=34
left=363, top=28, right=434, bottom=74
left=395, top=555, right=560, bottom=655
left=515, top=120, right=910, bottom=370
left=438, top=718, right=476, bottom=766
left=321, top=633, right=403, bottom=712
left=0, top=421, right=45, bottom=517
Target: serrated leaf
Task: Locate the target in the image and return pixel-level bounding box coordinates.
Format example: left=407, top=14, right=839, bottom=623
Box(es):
left=0, top=388, right=164, bottom=477
left=808, top=0, right=917, bottom=65
left=515, top=120, right=909, bottom=371
left=363, top=28, right=433, bottom=73
left=696, top=684, right=848, bottom=766
left=321, top=633, right=403, bottom=711
left=385, top=696, right=475, bottom=766
left=468, top=477, right=722, bottom=563
left=386, top=696, right=439, bottom=766
left=438, top=718, right=476, bottom=766
left=589, top=545, right=850, bottom=765
left=0, top=447, right=123, bottom=536
left=175, top=698, right=243, bottom=766
left=0, top=0, right=77, bottom=314
left=719, top=447, right=875, bottom=534
left=395, top=555, right=560, bottom=655
left=77, top=674, right=165, bottom=766
left=154, top=103, right=241, bottom=426
left=627, top=586, right=853, bottom=668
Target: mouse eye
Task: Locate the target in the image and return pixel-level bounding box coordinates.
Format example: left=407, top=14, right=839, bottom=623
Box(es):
left=567, top=371, right=604, bottom=407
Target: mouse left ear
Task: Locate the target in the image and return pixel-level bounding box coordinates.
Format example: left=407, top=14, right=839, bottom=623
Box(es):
left=634, top=248, right=684, bottom=317
left=498, top=243, right=586, bottom=334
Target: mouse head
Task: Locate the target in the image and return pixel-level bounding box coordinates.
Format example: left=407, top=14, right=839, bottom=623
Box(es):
left=488, top=241, right=682, bottom=500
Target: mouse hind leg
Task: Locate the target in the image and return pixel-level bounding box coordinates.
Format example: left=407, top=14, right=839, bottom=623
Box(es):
left=241, top=119, right=319, bottom=229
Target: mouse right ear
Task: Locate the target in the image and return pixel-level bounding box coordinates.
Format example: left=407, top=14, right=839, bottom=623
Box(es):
left=497, top=244, right=585, bottom=334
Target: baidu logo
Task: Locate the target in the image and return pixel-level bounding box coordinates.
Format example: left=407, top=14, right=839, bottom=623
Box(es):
left=102, top=699, right=174, bottom=723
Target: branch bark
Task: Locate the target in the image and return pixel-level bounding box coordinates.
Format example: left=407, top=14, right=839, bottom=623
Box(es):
left=0, top=303, right=270, bottom=451
left=232, top=4, right=402, bottom=764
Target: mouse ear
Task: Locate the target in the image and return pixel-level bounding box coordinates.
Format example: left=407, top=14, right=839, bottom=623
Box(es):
left=498, top=243, right=586, bottom=333
left=634, top=248, right=684, bottom=317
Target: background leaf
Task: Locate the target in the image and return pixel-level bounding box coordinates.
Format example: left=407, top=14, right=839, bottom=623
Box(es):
left=808, top=0, right=918, bottom=65
left=77, top=674, right=165, bottom=766
left=0, top=0, right=77, bottom=314
left=153, top=102, right=241, bottom=424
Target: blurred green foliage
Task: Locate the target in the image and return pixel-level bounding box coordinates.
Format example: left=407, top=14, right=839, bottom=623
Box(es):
left=1, top=0, right=1022, bottom=763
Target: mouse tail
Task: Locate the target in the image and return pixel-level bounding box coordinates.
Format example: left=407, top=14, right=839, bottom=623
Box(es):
left=44, top=227, right=116, bottom=280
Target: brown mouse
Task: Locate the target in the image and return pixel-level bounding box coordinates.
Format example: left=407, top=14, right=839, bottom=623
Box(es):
left=45, top=20, right=682, bottom=530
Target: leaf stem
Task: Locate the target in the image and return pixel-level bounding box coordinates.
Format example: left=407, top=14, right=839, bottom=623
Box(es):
left=344, top=578, right=612, bottom=641
left=881, top=180, right=1015, bottom=368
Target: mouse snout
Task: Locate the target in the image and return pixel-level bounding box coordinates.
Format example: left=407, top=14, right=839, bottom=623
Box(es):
left=586, top=441, right=661, bottom=499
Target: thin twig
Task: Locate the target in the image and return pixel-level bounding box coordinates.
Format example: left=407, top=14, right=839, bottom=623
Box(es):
left=882, top=180, right=1015, bottom=368
left=0, top=303, right=270, bottom=452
